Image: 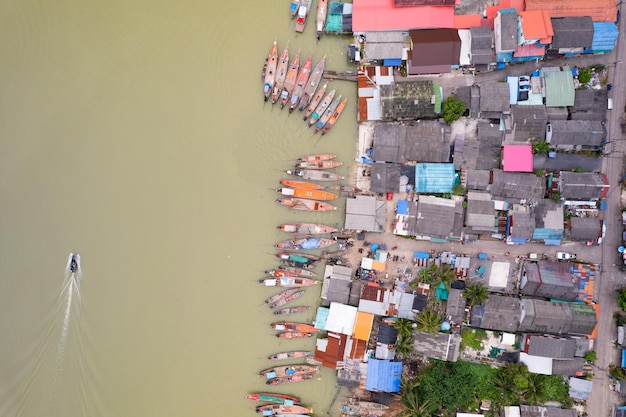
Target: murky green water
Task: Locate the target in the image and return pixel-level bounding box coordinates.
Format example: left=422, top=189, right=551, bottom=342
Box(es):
left=0, top=1, right=357, bottom=416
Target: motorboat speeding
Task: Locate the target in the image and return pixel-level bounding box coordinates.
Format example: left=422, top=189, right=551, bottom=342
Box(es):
left=66, top=253, right=81, bottom=276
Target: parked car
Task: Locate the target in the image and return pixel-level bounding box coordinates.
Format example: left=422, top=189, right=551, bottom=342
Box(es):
left=519, top=76, right=530, bottom=91
left=556, top=252, right=577, bottom=260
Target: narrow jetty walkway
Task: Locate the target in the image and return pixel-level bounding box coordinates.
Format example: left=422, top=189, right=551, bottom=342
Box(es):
left=323, top=70, right=358, bottom=82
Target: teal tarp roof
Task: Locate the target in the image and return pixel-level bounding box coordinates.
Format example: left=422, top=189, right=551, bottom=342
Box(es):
left=436, top=281, right=449, bottom=300
left=415, top=163, right=455, bottom=193
left=314, top=306, right=330, bottom=330
left=544, top=68, right=575, bottom=107
left=365, top=359, right=402, bottom=392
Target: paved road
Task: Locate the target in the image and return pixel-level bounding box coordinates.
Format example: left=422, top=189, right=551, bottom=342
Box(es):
left=533, top=153, right=603, bottom=173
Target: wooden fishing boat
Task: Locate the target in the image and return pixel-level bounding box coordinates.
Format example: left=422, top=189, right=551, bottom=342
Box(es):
left=357, top=401, right=389, bottom=412
left=277, top=266, right=318, bottom=277
left=303, top=82, right=328, bottom=121
left=280, top=179, right=324, bottom=190
left=297, top=153, right=336, bottom=163
left=295, top=160, right=343, bottom=170
left=308, top=88, right=336, bottom=126
left=268, top=289, right=306, bottom=309
left=294, top=0, right=312, bottom=33
left=298, top=55, right=326, bottom=111
left=278, top=222, right=337, bottom=235
left=314, top=94, right=342, bottom=132
left=273, top=306, right=312, bottom=315
left=276, top=198, right=337, bottom=211
left=277, top=252, right=322, bottom=263
left=275, top=237, right=336, bottom=251
left=328, top=184, right=360, bottom=194
left=288, top=54, right=312, bottom=113
left=266, top=373, right=316, bottom=385
left=316, top=0, right=328, bottom=40
left=280, top=50, right=300, bottom=109
left=245, top=393, right=300, bottom=404
left=259, top=364, right=319, bottom=378
left=277, top=331, right=313, bottom=339
left=289, top=0, right=300, bottom=18
left=265, top=268, right=301, bottom=277
left=258, top=277, right=318, bottom=287
left=267, top=350, right=311, bottom=361
left=276, top=187, right=339, bottom=201
left=321, top=97, right=348, bottom=135
left=272, top=321, right=318, bottom=333
left=271, top=43, right=290, bottom=104
left=263, top=41, right=278, bottom=102
left=265, top=288, right=300, bottom=305
left=256, top=404, right=312, bottom=415
left=286, top=168, right=344, bottom=181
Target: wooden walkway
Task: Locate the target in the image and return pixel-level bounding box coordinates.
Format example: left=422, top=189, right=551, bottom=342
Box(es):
left=323, top=70, right=358, bottom=82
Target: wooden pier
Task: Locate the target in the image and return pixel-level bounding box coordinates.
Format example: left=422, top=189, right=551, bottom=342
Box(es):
left=323, top=70, right=358, bottom=82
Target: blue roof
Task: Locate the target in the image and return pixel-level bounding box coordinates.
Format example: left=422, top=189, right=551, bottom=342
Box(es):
left=314, top=306, right=330, bottom=330
left=414, top=163, right=455, bottom=193
left=383, top=58, right=402, bottom=66
left=589, top=22, right=619, bottom=52
left=397, top=200, right=409, bottom=215
left=622, top=349, right=626, bottom=368
left=414, top=251, right=429, bottom=259
left=365, top=359, right=402, bottom=392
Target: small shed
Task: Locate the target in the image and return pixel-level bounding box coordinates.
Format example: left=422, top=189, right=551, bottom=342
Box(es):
left=568, top=377, right=593, bottom=400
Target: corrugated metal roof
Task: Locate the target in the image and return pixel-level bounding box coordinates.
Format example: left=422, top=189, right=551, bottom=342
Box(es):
left=326, top=302, right=358, bottom=335
left=525, top=0, right=617, bottom=22
left=551, top=17, right=594, bottom=49
left=544, top=67, right=575, bottom=107
left=415, top=163, right=455, bottom=193
left=354, top=311, right=374, bottom=341
left=365, top=359, right=402, bottom=392
left=352, top=0, right=454, bottom=32
left=519, top=10, right=553, bottom=42
left=590, top=22, right=619, bottom=52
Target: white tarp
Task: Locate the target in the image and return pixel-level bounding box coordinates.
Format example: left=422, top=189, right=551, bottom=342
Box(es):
left=325, top=301, right=358, bottom=335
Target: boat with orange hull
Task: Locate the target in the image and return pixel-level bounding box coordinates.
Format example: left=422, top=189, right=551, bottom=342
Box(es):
left=259, top=365, right=319, bottom=379
left=280, top=179, right=324, bottom=190
left=277, top=223, right=337, bottom=235
left=321, top=97, right=348, bottom=135
left=297, top=153, right=336, bottom=163
left=268, top=289, right=306, bottom=309
left=303, top=82, right=328, bottom=121
left=314, top=94, right=342, bottom=132
left=276, top=331, right=313, bottom=339
left=271, top=43, right=290, bottom=104
left=315, top=0, right=328, bottom=40
left=289, top=54, right=312, bottom=112
left=275, top=237, right=336, bottom=251
left=266, top=373, right=316, bottom=385
left=280, top=50, right=300, bottom=109
left=295, top=160, right=343, bottom=170
left=267, top=351, right=311, bottom=361
left=287, top=168, right=344, bottom=181
left=273, top=306, right=312, bottom=315
left=276, top=198, right=337, bottom=211
left=272, top=321, right=319, bottom=333
left=266, top=288, right=300, bottom=305
left=308, top=88, right=336, bottom=126
left=276, top=187, right=339, bottom=200
left=263, top=41, right=278, bottom=102
left=256, top=404, right=312, bottom=415
left=265, top=269, right=301, bottom=277
left=245, top=392, right=301, bottom=404
left=298, top=55, right=326, bottom=111
left=258, top=277, right=318, bottom=287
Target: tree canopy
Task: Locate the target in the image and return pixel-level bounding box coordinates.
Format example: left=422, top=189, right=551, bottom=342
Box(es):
left=442, top=96, right=466, bottom=124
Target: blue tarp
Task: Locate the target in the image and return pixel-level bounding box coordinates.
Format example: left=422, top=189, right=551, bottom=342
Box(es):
left=365, top=359, right=402, bottom=392
left=414, top=163, right=455, bottom=193
left=397, top=200, right=408, bottom=215
left=301, top=238, right=321, bottom=249
left=414, top=252, right=429, bottom=259
left=315, top=306, right=330, bottom=330
left=383, top=58, right=402, bottom=66
left=478, top=253, right=488, bottom=260
left=622, top=349, right=626, bottom=368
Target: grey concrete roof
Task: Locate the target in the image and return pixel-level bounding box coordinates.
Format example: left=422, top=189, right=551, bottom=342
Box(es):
left=414, top=195, right=458, bottom=239
left=372, top=121, right=451, bottom=163
left=470, top=294, right=520, bottom=332
left=470, top=26, right=494, bottom=64
left=548, top=120, right=605, bottom=149
left=479, top=82, right=511, bottom=115
left=521, top=260, right=579, bottom=301
left=497, top=11, right=519, bottom=52
left=412, top=331, right=461, bottom=361
left=572, top=89, right=609, bottom=121
left=454, top=121, right=502, bottom=170
left=519, top=299, right=596, bottom=336
left=446, top=288, right=466, bottom=324
left=465, top=169, right=491, bottom=191
left=525, top=334, right=577, bottom=359
left=372, top=123, right=405, bottom=163
left=326, top=278, right=352, bottom=305
left=370, top=163, right=402, bottom=193
left=551, top=358, right=585, bottom=376
left=345, top=195, right=387, bottom=232
left=559, top=171, right=608, bottom=200
left=491, top=170, right=546, bottom=203
left=569, top=217, right=602, bottom=241
left=466, top=191, right=496, bottom=232
left=379, top=81, right=437, bottom=121
left=506, top=105, right=547, bottom=144
left=533, top=199, right=564, bottom=231
left=510, top=211, right=535, bottom=240
left=363, top=31, right=408, bottom=60
left=551, top=17, right=594, bottom=49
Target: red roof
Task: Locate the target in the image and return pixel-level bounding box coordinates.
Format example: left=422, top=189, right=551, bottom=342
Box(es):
left=352, top=0, right=455, bottom=31
left=454, top=14, right=483, bottom=29
left=525, top=0, right=617, bottom=22
left=314, top=332, right=348, bottom=369
left=502, top=145, right=533, bottom=172
left=513, top=43, right=546, bottom=58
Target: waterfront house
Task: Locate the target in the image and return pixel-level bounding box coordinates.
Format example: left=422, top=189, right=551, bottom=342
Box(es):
left=379, top=81, right=440, bottom=120
left=345, top=195, right=387, bottom=232
left=370, top=163, right=402, bottom=193
left=407, top=29, right=461, bottom=75
left=371, top=120, right=451, bottom=164
left=362, top=31, right=407, bottom=65
left=321, top=264, right=353, bottom=305
left=352, top=0, right=454, bottom=32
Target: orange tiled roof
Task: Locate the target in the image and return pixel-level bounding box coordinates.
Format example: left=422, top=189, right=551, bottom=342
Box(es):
left=525, top=0, right=617, bottom=23
left=520, top=10, right=554, bottom=43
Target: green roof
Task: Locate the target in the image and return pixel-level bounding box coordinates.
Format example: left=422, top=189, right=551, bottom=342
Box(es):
left=545, top=68, right=575, bottom=107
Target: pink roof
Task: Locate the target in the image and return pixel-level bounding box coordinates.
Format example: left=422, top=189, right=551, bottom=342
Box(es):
left=503, top=145, right=533, bottom=172
left=513, top=43, right=546, bottom=58
left=454, top=14, right=483, bottom=29
left=352, top=0, right=455, bottom=31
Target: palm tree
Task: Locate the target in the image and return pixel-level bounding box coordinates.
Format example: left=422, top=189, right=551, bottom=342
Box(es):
left=522, top=375, right=545, bottom=405
left=463, top=281, right=490, bottom=306
left=393, top=334, right=414, bottom=358
left=415, top=307, right=441, bottom=335
left=393, top=318, right=415, bottom=338
left=433, top=264, right=455, bottom=289
left=400, top=386, right=432, bottom=417
left=417, top=266, right=434, bottom=284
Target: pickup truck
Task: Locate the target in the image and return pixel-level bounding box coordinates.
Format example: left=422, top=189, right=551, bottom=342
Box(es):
left=556, top=252, right=577, bottom=260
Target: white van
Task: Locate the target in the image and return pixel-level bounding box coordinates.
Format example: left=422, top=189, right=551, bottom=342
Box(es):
left=608, top=98, right=614, bottom=110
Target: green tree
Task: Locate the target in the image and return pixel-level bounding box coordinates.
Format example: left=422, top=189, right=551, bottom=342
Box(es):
left=394, top=334, right=414, bottom=358
left=531, top=139, right=550, bottom=155
left=393, top=318, right=415, bottom=338
left=442, top=96, right=466, bottom=124
left=578, top=68, right=592, bottom=84
left=463, top=281, right=490, bottom=307
left=548, top=192, right=561, bottom=202
left=574, top=166, right=585, bottom=173
left=417, top=264, right=436, bottom=284
left=521, top=375, right=546, bottom=405
left=452, top=183, right=467, bottom=196
left=584, top=350, right=597, bottom=362
left=534, top=168, right=544, bottom=177
left=433, top=264, right=456, bottom=289
left=618, top=288, right=626, bottom=310
left=400, top=385, right=432, bottom=417
left=415, top=308, right=441, bottom=335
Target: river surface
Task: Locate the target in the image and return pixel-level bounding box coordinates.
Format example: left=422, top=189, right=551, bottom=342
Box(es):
left=0, top=1, right=357, bottom=416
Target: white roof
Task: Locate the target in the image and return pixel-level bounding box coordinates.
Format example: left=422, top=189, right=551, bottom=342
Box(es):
left=325, top=302, right=358, bottom=335
left=501, top=332, right=516, bottom=346
left=503, top=406, right=521, bottom=417
left=519, top=352, right=553, bottom=375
